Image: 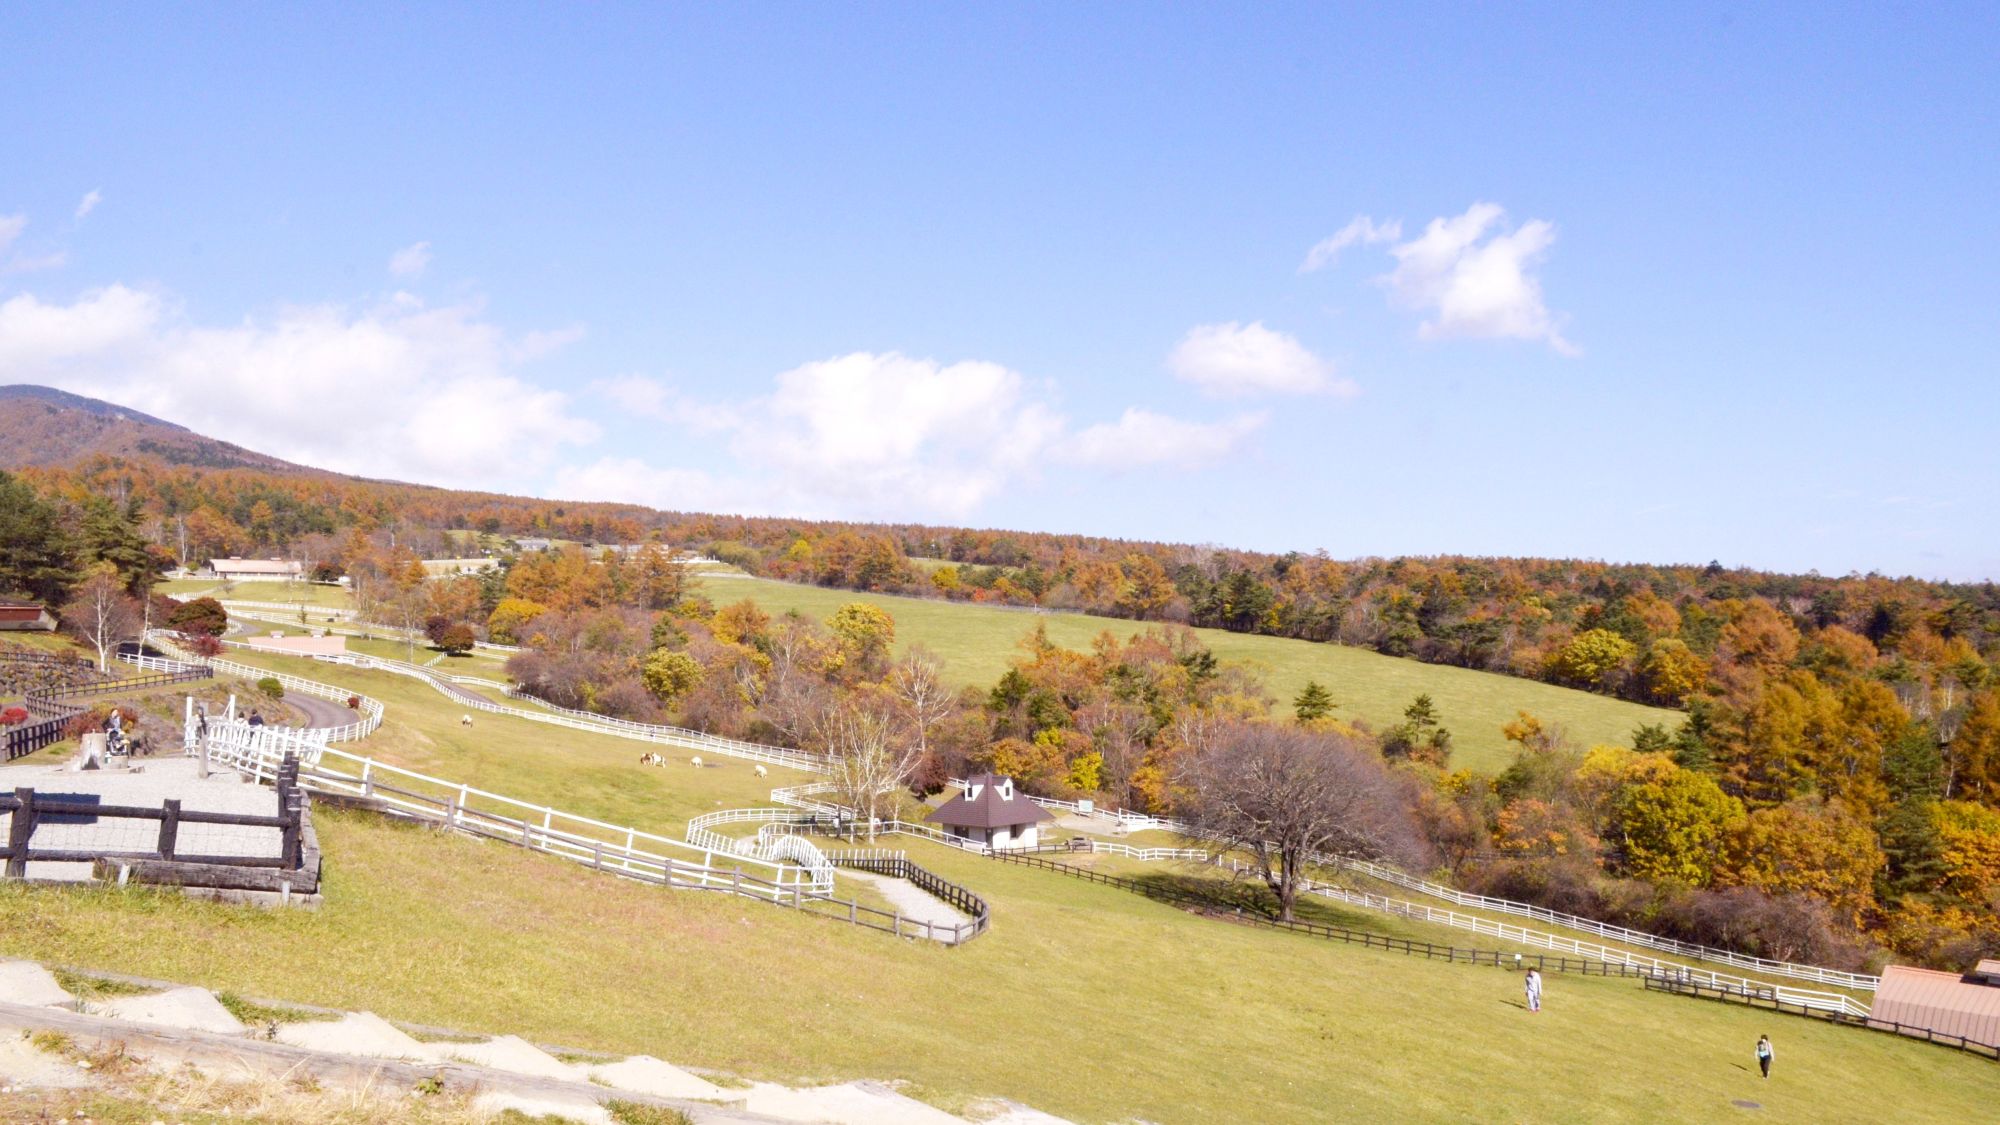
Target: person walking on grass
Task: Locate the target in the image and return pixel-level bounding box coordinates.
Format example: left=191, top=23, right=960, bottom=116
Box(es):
left=1525, top=968, right=1543, bottom=1013
left=1757, top=1035, right=1774, bottom=1078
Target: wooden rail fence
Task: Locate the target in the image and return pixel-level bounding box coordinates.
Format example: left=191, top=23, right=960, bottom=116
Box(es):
left=827, top=852, right=990, bottom=943
left=1645, top=977, right=2000, bottom=1063
left=2, top=757, right=308, bottom=879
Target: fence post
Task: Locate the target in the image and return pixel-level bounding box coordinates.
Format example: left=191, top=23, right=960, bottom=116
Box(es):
left=282, top=793, right=303, bottom=869
left=157, top=799, right=181, bottom=861
left=7, top=789, right=34, bottom=877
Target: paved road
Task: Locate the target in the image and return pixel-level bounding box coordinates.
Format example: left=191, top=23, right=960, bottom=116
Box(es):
left=286, top=693, right=358, bottom=730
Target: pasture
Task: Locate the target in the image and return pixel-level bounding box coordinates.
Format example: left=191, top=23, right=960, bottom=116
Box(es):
left=0, top=813, right=1990, bottom=1124
left=696, top=574, right=1678, bottom=773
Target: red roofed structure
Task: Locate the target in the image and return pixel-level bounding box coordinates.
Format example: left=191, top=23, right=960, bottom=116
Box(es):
left=0, top=599, right=55, bottom=632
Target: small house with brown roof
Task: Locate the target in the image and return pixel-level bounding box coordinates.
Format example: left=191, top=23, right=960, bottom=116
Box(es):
left=926, top=773, right=1053, bottom=849
left=0, top=599, right=55, bottom=631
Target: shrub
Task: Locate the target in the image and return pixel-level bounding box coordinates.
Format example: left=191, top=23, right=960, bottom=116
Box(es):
left=1, top=706, right=28, bottom=725
left=60, top=705, right=131, bottom=739
left=256, top=676, right=285, bottom=700
left=438, top=623, right=476, bottom=655
left=345, top=694, right=361, bottom=710
left=186, top=632, right=225, bottom=658
left=166, top=596, right=229, bottom=637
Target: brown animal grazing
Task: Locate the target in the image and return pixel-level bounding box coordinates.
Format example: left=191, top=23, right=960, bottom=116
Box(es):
left=640, top=752, right=664, bottom=766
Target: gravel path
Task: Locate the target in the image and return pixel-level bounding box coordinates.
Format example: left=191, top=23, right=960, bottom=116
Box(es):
left=837, top=869, right=972, bottom=943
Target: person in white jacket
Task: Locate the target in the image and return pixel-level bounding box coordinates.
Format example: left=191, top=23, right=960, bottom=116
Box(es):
left=1525, top=969, right=1543, bottom=1013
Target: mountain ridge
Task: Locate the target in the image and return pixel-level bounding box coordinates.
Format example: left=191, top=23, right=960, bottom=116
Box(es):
left=0, top=384, right=318, bottom=475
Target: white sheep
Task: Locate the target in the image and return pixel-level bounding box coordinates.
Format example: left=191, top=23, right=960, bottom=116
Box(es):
left=753, top=764, right=768, bottom=778
left=690, top=755, right=704, bottom=768
left=461, top=714, right=474, bottom=728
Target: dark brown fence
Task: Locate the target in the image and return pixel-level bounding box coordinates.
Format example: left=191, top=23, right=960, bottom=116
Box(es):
left=986, top=850, right=1653, bottom=979
left=34, top=665, right=211, bottom=702
left=4, top=715, right=72, bottom=762
left=829, top=852, right=990, bottom=942
left=1644, top=978, right=2000, bottom=1062
left=2, top=656, right=211, bottom=761
left=2, top=757, right=307, bottom=878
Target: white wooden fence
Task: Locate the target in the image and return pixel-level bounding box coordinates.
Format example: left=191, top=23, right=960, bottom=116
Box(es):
left=199, top=722, right=832, bottom=901
left=1281, top=872, right=1871, bottom=1017
left=219, top=600, right=359, bottom=620
left=1327, top=855, right=1881, bottom=993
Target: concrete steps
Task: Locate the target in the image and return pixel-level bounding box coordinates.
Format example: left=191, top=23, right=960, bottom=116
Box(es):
left=0, top=959, right=1075, bottom=1123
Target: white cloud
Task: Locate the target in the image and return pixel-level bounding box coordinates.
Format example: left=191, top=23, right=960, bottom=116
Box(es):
left=0, top=285, right=596, bottom=490
left=0, top=214, right=70, bottom=274
left=591, top=374, right=741, bottom=433
left=1066, top=408, right=1267, bottom=469
left=578, top=352, right=1258, bottom=520
left=750, top=352, right=1067, bottom=517
left=75, top=191, right=102, bottom=221
left=547, top=457, right=748, bottom=515
left=1299, top=216, right=1401, bottom=273
left=1168, top=321, right=1353, bottom=398
left=388, top=241, right=433, bottom=278
left=1383, top=202, right=1576, bottom=354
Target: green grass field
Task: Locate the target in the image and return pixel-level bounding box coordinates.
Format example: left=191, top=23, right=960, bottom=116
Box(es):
left=1, top=648, right=1986, bottom=1122
left=697, top=574, right=1677, bottom=773
left=159, top=578, right=354, bottom=607
left=215, top=648, right=808, bottom=833
left=0, top=814, right=1990, bottom=1124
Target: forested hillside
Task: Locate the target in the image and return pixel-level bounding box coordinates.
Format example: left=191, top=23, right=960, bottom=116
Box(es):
left=3, top=385, right=1999, bottom=974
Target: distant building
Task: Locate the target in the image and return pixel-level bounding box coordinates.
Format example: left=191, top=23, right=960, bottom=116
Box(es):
left=926, top=774, right=1053, bottom=849
left=513, top=538, right=554, bottom=553
left=208, top=557, right=303, bottom=581
left=0, top=599, right=56, bottom=632
left=1871, top=963, right=2000, bottom=1047
left=243, top=632, right=348, bottom=658
left=423, top=557, right=501, bottom=575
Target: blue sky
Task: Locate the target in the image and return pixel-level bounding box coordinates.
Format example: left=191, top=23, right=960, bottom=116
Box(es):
left=3, top=4, right=1996, bottom=580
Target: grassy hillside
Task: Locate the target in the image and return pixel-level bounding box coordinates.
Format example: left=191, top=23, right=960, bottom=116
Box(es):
left=1, top=813, right=1991, bottom=1124
left=697, top=574, right=1678, bottom=773
left=159, top=578, right=354, bottom=607
left=3, top=651, right=1985, bottom=1122
left=215, top=649, right=810, bottom=834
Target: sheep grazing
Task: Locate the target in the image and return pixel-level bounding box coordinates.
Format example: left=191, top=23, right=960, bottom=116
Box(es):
left=753, top=764, right=768, bottom=778
left=689, top=755, right=704, bottom=768
left=640, top=752, right=664, bottom=766
left=461, top=714, right=474, bottom=728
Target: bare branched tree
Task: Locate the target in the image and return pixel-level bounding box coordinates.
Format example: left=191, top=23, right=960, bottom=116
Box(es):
left=62, top=567, right=142, bottom=673
left=1176, top=720, right=1427, bottom=921
left=820, top=694, right=923, bottom=841
left=888, top=646, right=956, bottom=760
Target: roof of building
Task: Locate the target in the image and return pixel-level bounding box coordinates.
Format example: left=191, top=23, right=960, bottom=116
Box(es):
left=926, top=773, right=1054, bottom=830
left=209, top=557, right=301, bottom=574
left=1872, top=965, right=2000, bottom=1046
